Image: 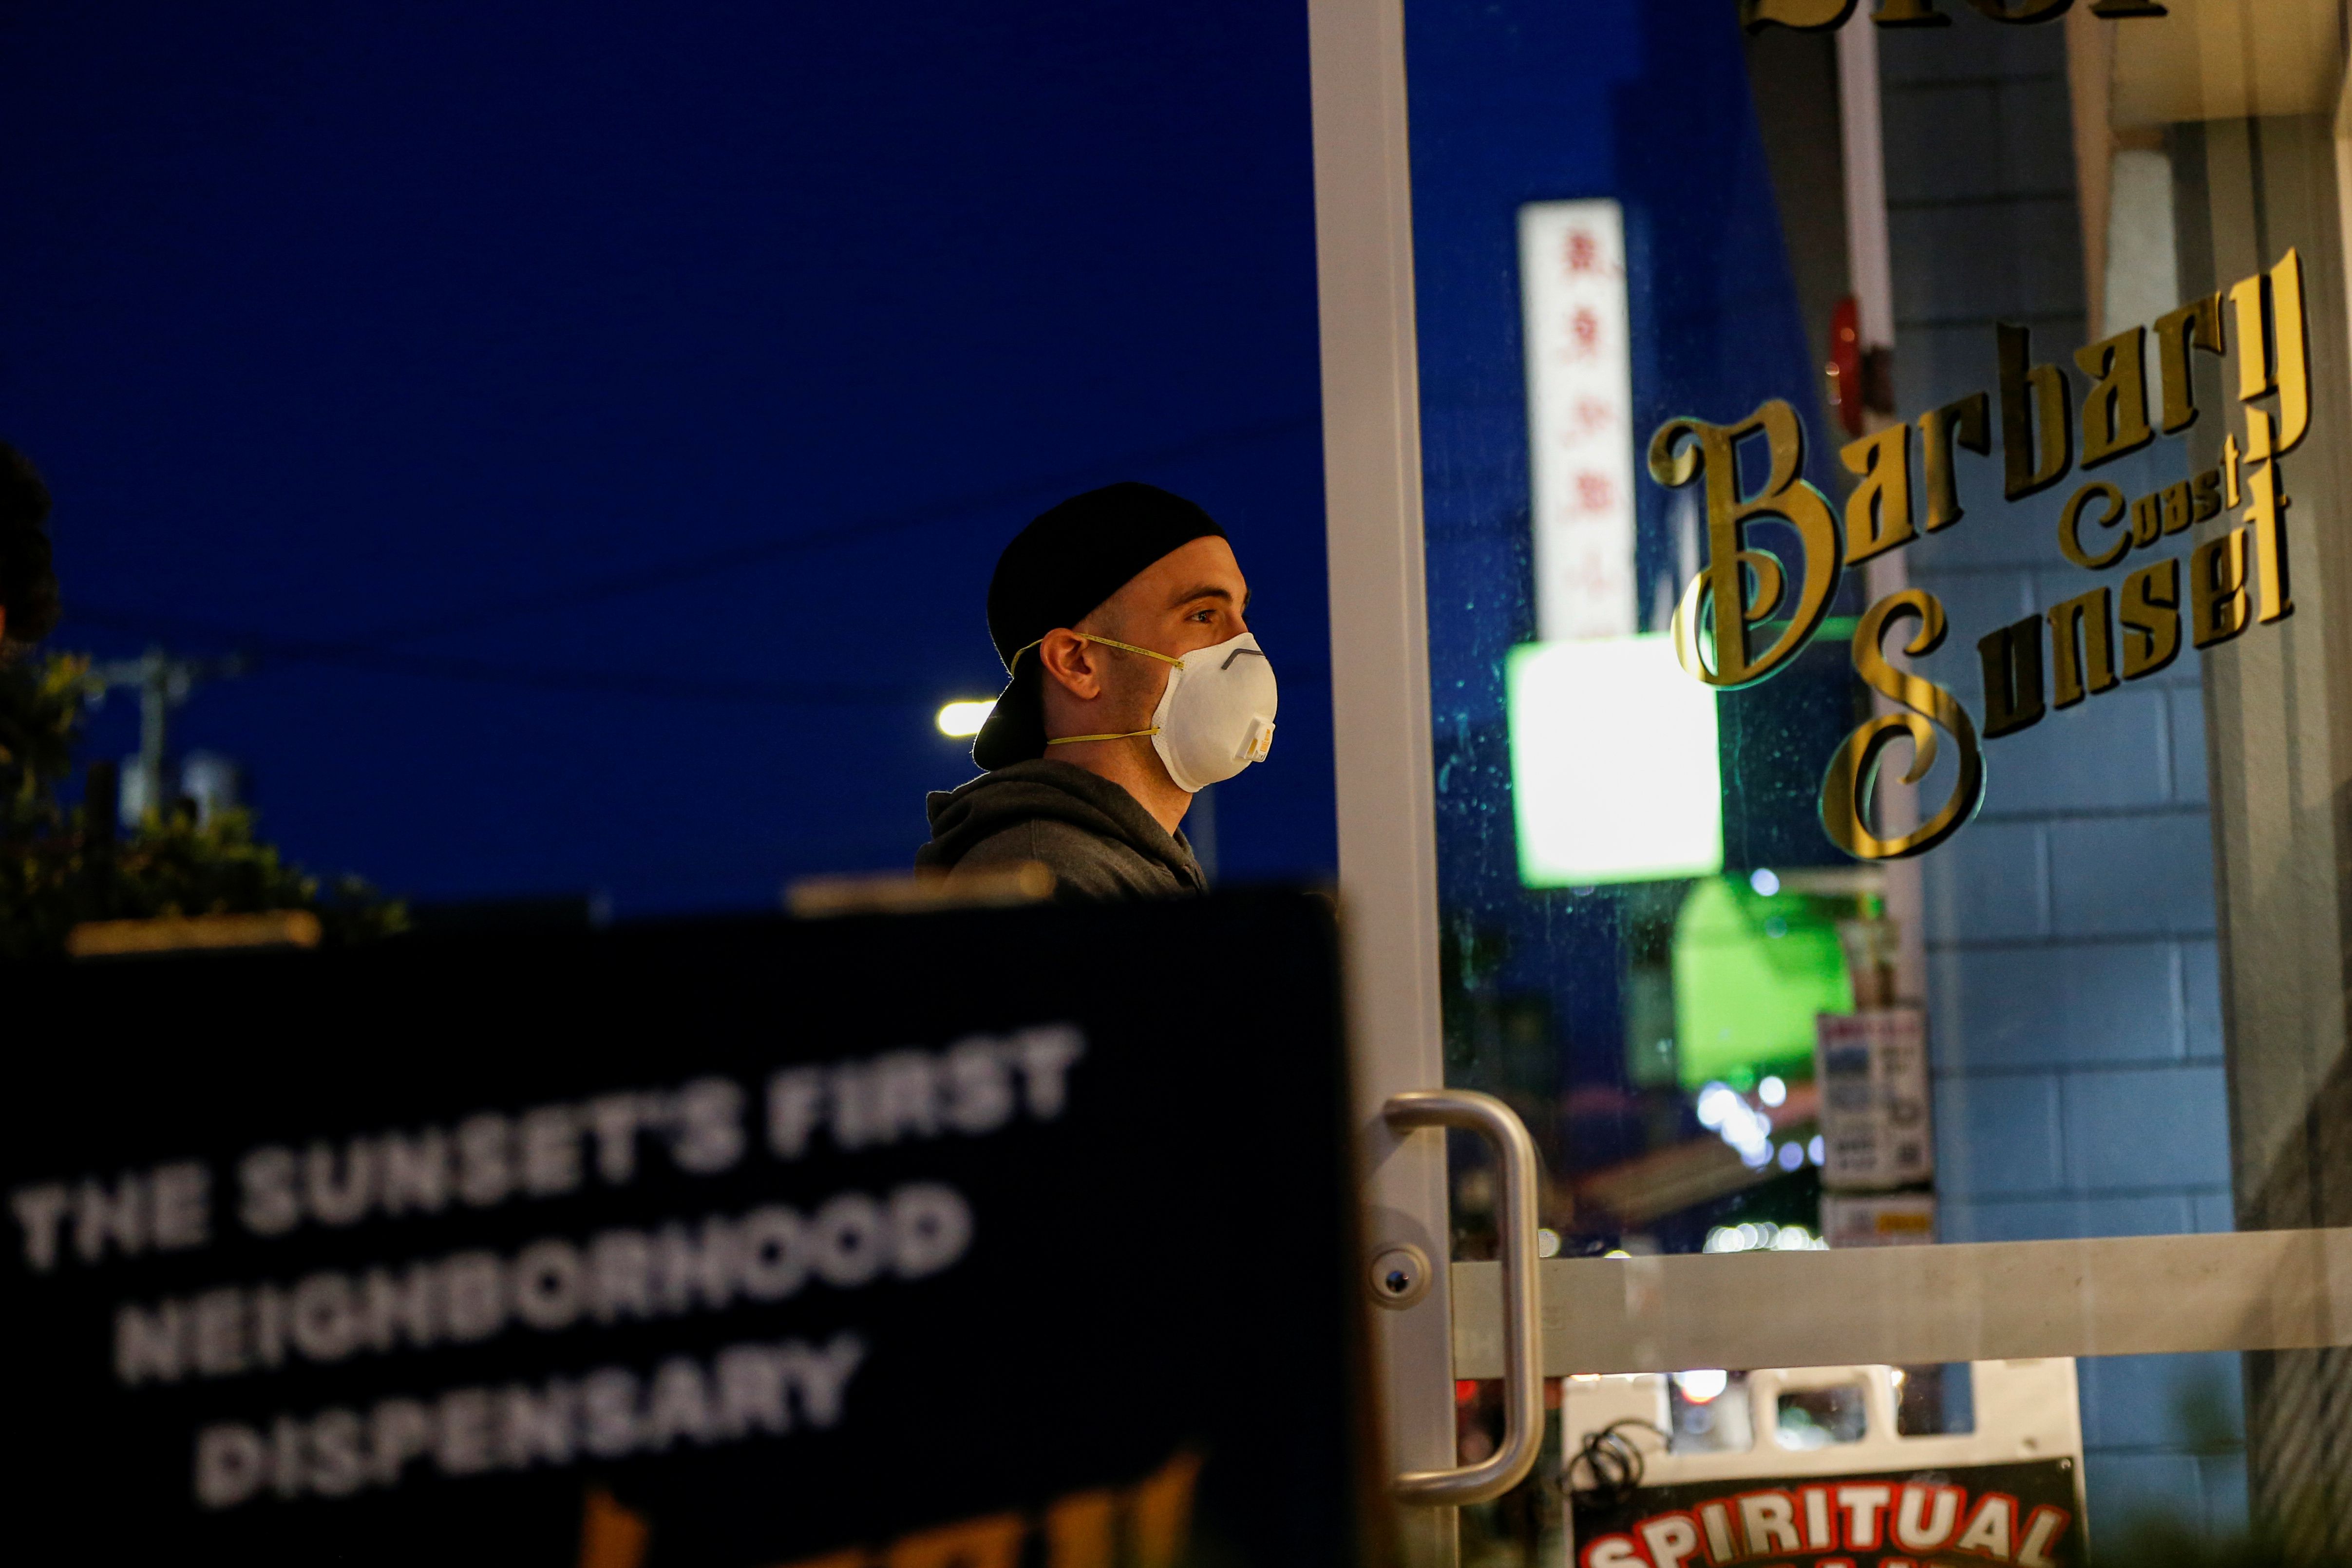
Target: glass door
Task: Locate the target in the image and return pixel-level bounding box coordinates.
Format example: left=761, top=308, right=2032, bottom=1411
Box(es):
left=1310, top=0, right=2352, bottom=1561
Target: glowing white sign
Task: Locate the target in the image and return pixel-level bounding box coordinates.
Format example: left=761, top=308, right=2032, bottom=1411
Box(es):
left=1507, top=635, right=1722, bottom=888
left=1518, top=199, right=1635, bottom=642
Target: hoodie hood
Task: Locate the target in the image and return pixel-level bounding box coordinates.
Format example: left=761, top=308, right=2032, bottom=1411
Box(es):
left=916, top=759, right=1203, bottom=889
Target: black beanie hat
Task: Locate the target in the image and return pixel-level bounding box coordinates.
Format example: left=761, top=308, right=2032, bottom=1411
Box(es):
left=971, top=482, right=1226, bottom=770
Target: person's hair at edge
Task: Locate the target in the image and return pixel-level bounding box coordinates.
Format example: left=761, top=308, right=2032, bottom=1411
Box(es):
left=0, top=442, right=60, bottom=649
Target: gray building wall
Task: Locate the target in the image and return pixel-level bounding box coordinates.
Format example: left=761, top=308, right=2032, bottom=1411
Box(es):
left=1874, top=12, right=2244, bottom=1534
left=2174, top=109, right=2352, bottom=1551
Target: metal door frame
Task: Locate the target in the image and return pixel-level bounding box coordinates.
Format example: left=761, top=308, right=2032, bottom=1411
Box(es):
left=1306, top=0, right=1456, bottom=1561
left=1307, top=0, right=2352, bottom=1553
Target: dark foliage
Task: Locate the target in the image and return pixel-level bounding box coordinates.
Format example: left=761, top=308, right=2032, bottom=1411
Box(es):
left=0, top=650, right=406, bottom=958
left=0, top=440, right=401, bottom=956
left=0, top=440, right=60, bottom=644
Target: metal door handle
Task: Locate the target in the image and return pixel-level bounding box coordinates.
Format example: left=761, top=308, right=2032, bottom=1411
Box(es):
left=1381, top=1089, right=1542, bottom=1506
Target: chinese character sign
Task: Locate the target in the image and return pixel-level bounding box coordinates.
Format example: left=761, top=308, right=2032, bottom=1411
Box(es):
left=1520, top=199, right=1636, bottom=642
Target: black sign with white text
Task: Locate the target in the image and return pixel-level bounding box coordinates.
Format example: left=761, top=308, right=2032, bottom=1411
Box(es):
left=1, top=891, right=1361, bottom=1566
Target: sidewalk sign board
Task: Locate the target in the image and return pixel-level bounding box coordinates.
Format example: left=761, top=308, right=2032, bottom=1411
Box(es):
left=1, top=891, right=1364, bottom=1567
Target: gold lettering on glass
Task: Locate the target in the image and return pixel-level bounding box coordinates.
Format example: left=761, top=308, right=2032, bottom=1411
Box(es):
left=1966, top=0, right=2075, bottom=19
left=2153, top=293, right=2222, bottom=435
left=2056, top=480, right=2129, bottom=570
left=1998, top=322, right=2073, bottom=501
left=1870, top=0, right=1951, bottom=21
left=1841, top=423, right=1915, bottom=566
left=2191, top=467, right=2222, bottom=521
left=2241, top=408, right=2292, bottom=624
left=1976, top=615, right=2046, bottom=739
left=2075, top=326, right=2153, bottom=468
left=1738, top=0, right=1858, bottom=29
left=2230, top=273, right=2273, bottom=403
left=1643, top=253, right=2304, bottom=865
left=1917, top=392, right=1990, bottom=532
left=1820, top=589, right=1985, bottom=861
left=2119, top=559, right=2181, bottom=680
left=2047, top=587, right=2119, bottom=708
left=1653, top=399, right=1844, bottom=689
left=2272, top=249, right=2310, bottom=452
left=2191, top=528, right=2251, bottom=649
left=1743, top=0, right=2167, bottom=29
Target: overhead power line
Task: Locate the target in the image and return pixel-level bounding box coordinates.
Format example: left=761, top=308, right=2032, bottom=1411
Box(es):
left=64, top=416, right=1317, bottom=710
left=60, top=412, right=1318, bottom=706
left=63, top=607, right=933, bottom=706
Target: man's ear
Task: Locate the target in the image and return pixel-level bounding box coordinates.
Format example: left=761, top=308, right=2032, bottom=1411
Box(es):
left=1036, top=629, right=1104, bottom=701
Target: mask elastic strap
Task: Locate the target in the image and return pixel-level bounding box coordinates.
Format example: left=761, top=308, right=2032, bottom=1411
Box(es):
left=1008, top=632, right=1186, bottom=673
left=1014, top=632, right=1183, bottom=749
left=1046, top=726, right=1161, bottom=746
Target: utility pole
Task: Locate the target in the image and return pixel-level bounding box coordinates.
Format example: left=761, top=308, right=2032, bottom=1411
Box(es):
left=88, top=645, right=248, bottom=823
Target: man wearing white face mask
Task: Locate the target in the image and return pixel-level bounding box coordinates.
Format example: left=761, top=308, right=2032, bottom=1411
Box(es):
left=916, top=482, right=1277, bottom=900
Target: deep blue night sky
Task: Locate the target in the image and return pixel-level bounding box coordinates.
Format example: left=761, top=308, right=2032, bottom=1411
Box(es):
left=0, top=1, right=1334, bottom=913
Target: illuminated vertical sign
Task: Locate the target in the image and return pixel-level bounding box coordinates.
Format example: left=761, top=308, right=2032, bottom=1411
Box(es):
left=1518, top=199, right=1635, bottom=642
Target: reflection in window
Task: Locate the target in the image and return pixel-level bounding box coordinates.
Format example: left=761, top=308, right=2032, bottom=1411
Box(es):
left=1667, top=1369, right=1751, bottom=1455
left=1775, top=1383, right=1867, bottom=1449
left=1894, top=1362, right=1976, bottom=1438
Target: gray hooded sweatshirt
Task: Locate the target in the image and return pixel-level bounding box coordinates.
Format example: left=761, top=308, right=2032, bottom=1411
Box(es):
left=916, top=759, right=1206, bottom=902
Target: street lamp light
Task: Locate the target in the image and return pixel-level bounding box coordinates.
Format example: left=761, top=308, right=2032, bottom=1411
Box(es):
left=934, top=699, right=994, bottom=738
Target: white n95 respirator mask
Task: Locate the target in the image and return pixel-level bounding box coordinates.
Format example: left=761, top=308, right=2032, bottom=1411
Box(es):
left=1039, top=630, right=1278, bottom=793
left=1144, top=631, right=1277, bottom=793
